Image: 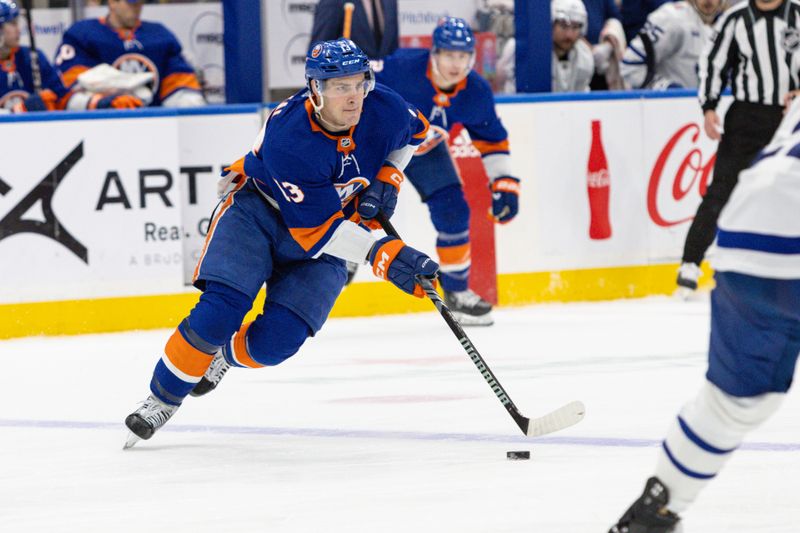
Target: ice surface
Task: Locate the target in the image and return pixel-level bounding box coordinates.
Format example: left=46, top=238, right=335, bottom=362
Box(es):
left=1, top=296, right=797, bottom=532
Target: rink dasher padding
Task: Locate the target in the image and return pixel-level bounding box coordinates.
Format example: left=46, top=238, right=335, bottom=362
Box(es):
left=0, top=262, right=714, bottom=339
left=1, top=93, right=724, bottom=339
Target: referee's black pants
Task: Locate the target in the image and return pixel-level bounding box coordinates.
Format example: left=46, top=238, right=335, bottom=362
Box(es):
left=682, top=101, right=784, bottom=265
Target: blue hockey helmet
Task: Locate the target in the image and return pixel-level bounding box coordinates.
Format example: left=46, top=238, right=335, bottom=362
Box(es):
left=0, top=0, right=20, bottom=24
left=305, top=38, right=374, bottom=87
left=432, top=17, right=475, bottom=54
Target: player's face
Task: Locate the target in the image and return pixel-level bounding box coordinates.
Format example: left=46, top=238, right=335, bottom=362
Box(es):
left=694, top=0, right=723, bottom=18
left=317, top=73, right=368, bottom=129
left=552, top=20, right=583, bottom=55
left=432, top=49, right=472, bottom=87
left=109, top=0, right=143, bottom=29
left=1, top=20, right=20, bottom=49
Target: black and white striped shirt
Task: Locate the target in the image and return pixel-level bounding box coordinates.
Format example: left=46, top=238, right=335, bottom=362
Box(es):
left=699, top=0, right=800, bottom=111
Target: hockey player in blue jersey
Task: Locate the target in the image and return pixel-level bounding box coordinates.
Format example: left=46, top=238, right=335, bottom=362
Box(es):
left=53, top=0, right=204, bottom=110
left=123, top=39, right=437, bottom=447
left=373, top=17, right=520, bottom=326
left=0, top=0, right=68, bottom=113
left=609, top=97, right=800, bottom=532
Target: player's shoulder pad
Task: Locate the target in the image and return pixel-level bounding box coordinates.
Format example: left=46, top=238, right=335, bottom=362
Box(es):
left=374, top=47, right=428, bottom=74
left=365, top=82, right=411, bottom=120
left=63, top=18, right=102, bottom=40
left=466, top=69, right=494, bottom=97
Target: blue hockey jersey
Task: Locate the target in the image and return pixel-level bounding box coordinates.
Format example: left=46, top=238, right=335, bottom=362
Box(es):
left=374, top=48, right=509, bottom=158
left=236, top=84, right=429, bottom=258
left=54, top=18, right=201, bottom=106
left=0, top=47, right=68, bottom=111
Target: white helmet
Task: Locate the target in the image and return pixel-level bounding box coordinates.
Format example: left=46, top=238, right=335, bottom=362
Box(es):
left=551, top=0, right=588, bottom=33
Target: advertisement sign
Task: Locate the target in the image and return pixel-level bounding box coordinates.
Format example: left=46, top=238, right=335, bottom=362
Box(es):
left=178, top=111, right=264, bottom=284
left=0, top=116, right=184, bottom=303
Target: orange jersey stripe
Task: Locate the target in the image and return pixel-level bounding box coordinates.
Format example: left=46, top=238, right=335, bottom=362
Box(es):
left=159, top=72, right=201, bottom=100
left=436, top=243, right=471, bottom=266
left=165, top=329, right=214, bottom=378
left=472, top=139, right=510, bottom=155
left=288, top=211, right=344, bottom=252
left=231, top=322, right=264, bottom=368
left=61, top=65, right=90, bottom=88
left=192, top=179, right=247, bottom=283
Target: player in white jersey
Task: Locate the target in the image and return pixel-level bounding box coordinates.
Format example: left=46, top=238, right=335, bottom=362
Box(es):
left=608, top=96, right=800, bottom=533
left=621, top=0, right=727, bottom=90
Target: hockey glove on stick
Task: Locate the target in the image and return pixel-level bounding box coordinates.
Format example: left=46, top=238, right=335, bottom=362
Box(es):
left=358, top=164, right=404, bottom=221
left=369, top=236, right=439, bottom=297
left=490, top=176, right=520, bottom=224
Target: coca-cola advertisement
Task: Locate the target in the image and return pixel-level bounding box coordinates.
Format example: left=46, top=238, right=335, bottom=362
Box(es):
left=492, top=96, right=731, bottom=274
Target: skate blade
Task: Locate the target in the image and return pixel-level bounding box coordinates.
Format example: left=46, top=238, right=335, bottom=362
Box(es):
left=123, top=431, right=141, bottom=450
left=451, top=311, right=494, bottom=327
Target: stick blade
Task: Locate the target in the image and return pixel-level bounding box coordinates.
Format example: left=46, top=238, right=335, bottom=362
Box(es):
left=526, top=400, right=586, bottom=437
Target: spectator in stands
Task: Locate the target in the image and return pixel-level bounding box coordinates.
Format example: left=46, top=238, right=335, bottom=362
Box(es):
left=621, top=0, right=672, bottom=42
left=0, top=0, right=68, bottom=113
left=53, top=0, right=205, bottom=110
left=311, top=0, right=398, bottom=59
left=621, top=0, right=726, bottom=90
left=497, top=0, right=594, bottom=93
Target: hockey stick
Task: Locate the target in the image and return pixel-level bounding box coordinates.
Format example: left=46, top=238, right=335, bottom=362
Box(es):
left=376, top=212, right=585, bottom=437
left=20, top=0, right=41, bottom=93
left=342, top=2, right=355, bottom=39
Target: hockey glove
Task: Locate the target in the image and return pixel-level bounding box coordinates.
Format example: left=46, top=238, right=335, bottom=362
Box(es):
left=490, top=176, right=521, bottom=224
left=358, top=164, right=404, bottom=221
left=369, top=236, right=439, bottom=298
left=89, top=92, right=144, bottom=110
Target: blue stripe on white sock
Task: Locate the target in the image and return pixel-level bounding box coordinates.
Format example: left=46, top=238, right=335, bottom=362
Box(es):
left=678, top=416, right=737, bottom=455
left=661, top=441, right=717, bottom=480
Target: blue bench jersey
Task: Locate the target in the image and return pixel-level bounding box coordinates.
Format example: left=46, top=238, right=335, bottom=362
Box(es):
left=54, top=18, right=201, bottom=106
left=0, top=47, right=69, bottom=111
left=374, top=48, right=509, bottom=157
left=239, top=83, right=429, bottom=258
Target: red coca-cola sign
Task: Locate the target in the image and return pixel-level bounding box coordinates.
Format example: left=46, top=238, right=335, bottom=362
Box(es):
left=648, top=123, right=716, bottom=227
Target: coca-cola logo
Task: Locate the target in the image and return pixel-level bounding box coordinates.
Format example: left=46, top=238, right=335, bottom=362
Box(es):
left=587, top=169, right=610, bottom=188
left=647, top=123, right=716, bottom=227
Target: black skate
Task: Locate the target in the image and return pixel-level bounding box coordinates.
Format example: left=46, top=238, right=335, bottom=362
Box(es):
left=443, top=289, right=494, bottom=326
left=123, top=394, right=179, bottom=449
left=609, top=477, right=681, bottom=533
left=190, top=350, right=231, bottom=397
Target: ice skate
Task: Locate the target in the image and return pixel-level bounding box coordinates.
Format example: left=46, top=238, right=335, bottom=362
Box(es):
left=123, top=394, right=179, bottom=449
left=609, top=477, right=681, bottom=533
left=190, top=349, right=231, bottom=397
left=675, top=262, right=701, bottom=300
left=443, top=289, right=494, bottom=326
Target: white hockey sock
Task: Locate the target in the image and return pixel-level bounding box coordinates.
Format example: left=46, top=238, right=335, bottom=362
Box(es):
left=654, top=381, right=784, bottom=513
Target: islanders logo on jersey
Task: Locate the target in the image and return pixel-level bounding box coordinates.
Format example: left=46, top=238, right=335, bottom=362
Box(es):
left=112, top=53, right=160, bottom=94
left=335, top=176, right=370, bottom=207
left=415, top=125, right=450, bottom=156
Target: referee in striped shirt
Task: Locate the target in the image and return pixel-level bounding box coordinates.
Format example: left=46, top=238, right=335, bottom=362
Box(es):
left=677, top=0, right=800, bottom=292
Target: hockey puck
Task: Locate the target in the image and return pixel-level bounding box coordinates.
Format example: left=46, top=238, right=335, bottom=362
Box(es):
left=506, top=451, right=530, bottom=460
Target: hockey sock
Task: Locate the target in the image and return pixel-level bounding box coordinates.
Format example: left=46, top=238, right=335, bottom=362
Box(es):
left=655, top=381, right=784, bottom=513
left=427, top=185, right=471, bottom=292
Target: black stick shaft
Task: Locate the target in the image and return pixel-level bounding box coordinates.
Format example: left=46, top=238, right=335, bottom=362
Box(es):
left=376, top=213, right=529, bottom=434
left=21, top=0, right=41, bottom=93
